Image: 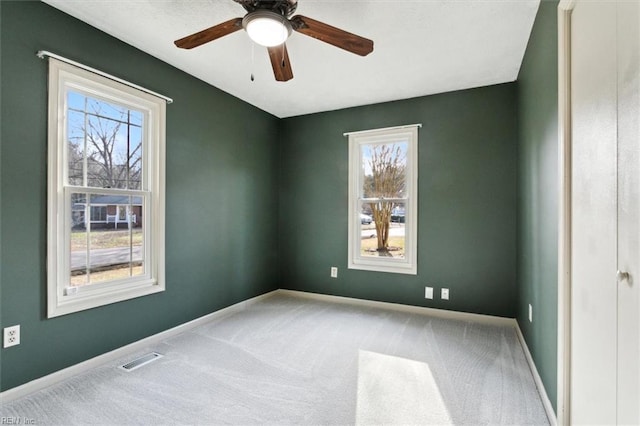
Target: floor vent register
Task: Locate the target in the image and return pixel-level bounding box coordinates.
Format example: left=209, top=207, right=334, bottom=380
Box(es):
left=120, top=352, right=163, bottom=372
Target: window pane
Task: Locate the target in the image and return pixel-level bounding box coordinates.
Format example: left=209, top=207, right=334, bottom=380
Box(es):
left=85, top=113, right=127, bottom=189
left=70, top=193, right=89, bottom=286
left=127, top=125, right=143, bottom=190
left=361, top=142, right=407, bottom=198
left=69, top=192, right=145, bottom=286
left=130, top=110, right=143, bottom=127
left=66, top=91, right=144, bottom=190
left=86, top=97, right=129, bottom=123
left=67, top=108, right=85, bottom=186
left=67, top=91, right=85, bottom=110
left=360, top=201, right=406, bottom=259
left=131, top=196, right=144, bottom=278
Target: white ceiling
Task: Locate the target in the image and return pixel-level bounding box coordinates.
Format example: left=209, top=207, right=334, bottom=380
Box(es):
left=42, top=0, right=540, bottom=118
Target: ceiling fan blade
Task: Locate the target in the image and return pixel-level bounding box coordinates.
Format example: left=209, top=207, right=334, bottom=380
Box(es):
left=267, top=44, right=294, bottom=82
left=290, top=15, right=373, bottom=57
left=174, top=18, right=243, bottom=49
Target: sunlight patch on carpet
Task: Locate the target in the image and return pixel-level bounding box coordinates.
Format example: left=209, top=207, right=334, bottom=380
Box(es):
left=356, top=350, right=452, bottom=425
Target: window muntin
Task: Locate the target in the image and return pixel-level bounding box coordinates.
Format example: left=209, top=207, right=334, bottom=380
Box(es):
left=348, top=126, right=418, bottom=274
left=47, top=58, right=165, bottom=317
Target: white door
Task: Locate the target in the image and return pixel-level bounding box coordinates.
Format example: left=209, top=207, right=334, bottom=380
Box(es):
left=615, top=1, right=640, bottom=422
left=570, top=0, right=640, bottom=424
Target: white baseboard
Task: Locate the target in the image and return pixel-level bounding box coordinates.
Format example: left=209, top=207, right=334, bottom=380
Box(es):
left=0, top=290, right=278, bottom=403
left=276, top=289, right=516, bottom=327
left=515, top=322, right=558, bottom=426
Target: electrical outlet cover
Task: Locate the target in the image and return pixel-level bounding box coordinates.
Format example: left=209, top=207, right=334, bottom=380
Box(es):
left=425, top=287, right=434, bottom=299
left=4, top=325, right=20, bottom=348
left=441, top=288, right=449, bottom=300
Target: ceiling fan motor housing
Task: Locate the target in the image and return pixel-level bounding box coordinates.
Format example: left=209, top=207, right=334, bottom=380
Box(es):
left=234, top=0, right=298, bottom=17
left=242, top=9, right=293, bottom=47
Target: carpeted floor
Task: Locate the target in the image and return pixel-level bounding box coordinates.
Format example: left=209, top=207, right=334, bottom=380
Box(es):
left=0, top=293, right=550, bottom=425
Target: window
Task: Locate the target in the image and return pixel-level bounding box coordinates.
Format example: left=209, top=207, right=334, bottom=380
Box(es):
left=348, top=125, right=418, bottom=274
left=90, top=206, right=107, bottom=222
left=47, top=58, right=165, bottom=317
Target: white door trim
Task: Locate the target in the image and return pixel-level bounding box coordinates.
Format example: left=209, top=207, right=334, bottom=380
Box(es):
left=557, top=1, right=575, bottom=425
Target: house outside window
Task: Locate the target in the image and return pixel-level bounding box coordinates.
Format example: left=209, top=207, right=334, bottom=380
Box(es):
left=347, top=125, right=419, bottom=274
left=47, top=58, right=165, bottom=317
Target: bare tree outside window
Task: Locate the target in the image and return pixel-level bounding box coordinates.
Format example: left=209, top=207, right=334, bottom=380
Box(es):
left=362, top=143, right=407, bottom=256
left=67, top=93, right=143, bottom=190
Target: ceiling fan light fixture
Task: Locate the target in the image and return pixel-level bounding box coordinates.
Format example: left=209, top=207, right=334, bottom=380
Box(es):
left=242, top=10, right=292, bottom=47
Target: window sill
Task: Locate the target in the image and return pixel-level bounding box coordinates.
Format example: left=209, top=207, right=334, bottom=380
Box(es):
left=48, top=278, right=164, bottom=318
left=348, top=260, right=417, bottom=275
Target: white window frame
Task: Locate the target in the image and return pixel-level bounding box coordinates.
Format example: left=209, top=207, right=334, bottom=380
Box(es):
left=47, top=58, right=165, bottom=317
left=347, top=125, right=418, bottom=275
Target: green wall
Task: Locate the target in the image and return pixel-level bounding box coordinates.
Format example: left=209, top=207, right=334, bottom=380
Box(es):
left=516, top=0, right=559, bottom=411
left=0, top=1, right=280, bottom=391
left=279, top=85, right=519, bottom=317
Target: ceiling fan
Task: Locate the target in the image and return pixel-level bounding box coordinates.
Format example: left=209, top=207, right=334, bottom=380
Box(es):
left=174, top=0, right=374, bottom=82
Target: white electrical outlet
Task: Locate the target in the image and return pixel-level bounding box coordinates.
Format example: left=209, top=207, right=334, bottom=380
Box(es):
left=529, top=304, right=533, bottom=322
left=424, top=287, right=434, bottom=299
left=330, top=267, right=338, bottom=278
left=4, top=325, right=20, bottom=348
left=441, top=288, right=449, bottom=300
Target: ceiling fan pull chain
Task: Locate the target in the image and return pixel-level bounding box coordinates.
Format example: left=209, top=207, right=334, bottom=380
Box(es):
left=281, top=18, right=286, bottom=68
left=250, top=40, right=255, bottom=81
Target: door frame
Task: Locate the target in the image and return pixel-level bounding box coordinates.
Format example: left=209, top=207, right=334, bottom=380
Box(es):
left=557, top=1, right=575, bottom=425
